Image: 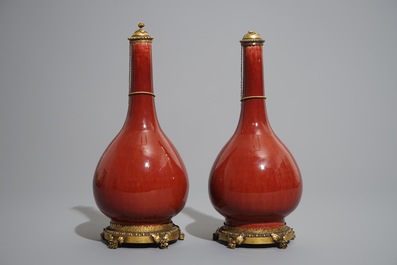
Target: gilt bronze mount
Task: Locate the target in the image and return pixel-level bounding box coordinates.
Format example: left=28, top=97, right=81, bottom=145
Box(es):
left=101, top=222, right=184, bottom=249
left=213, top=224, right=296, bottom=249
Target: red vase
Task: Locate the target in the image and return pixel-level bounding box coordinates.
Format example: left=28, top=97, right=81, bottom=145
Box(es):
left=93, top=23, right=188, bottom=249
left=209, top=31, right=302, bottom=249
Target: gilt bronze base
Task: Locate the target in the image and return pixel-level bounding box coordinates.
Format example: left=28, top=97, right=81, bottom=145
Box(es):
left=101, top=222, right=184, bottom=249
left=213, top=224, right=295, bottom=249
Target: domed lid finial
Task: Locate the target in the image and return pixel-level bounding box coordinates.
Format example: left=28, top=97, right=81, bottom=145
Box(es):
left=240, top=30, right=265, bottom=46
left=128, top=22, right=154, bottom=42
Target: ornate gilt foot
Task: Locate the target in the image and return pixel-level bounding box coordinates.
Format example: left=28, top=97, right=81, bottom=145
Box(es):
left=151, top=233, right=170, bottom=249
left=213, top=224, right=296, bottom=249
left=226, top=234, right=244, bottom=249
left=101, top=222, right=184, bottom=249
left=271, top=228, right=296, bottom=249
left=102, top=234, right=125, bottom=249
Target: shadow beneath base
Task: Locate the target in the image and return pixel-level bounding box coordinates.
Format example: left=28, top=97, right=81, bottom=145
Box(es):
left=182, top=207, right=223, bottom=241
left=73, top=206, right=109, bottom=241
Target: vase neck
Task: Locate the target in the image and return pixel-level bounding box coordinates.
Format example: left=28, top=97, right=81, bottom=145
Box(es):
left=237, top=45, right=270, bottom=132
left=124, top=42, right=159, bottom=130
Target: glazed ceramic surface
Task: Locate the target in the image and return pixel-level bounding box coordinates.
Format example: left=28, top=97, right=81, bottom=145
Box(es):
left=209, top=43, right=302, bottom=229
left=93, top=38, right=188, bottom=226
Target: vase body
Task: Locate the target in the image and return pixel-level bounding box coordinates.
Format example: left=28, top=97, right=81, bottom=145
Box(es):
left=209, top=31, right=302, bottom=249
left=93, top=23, right=188, bottom=249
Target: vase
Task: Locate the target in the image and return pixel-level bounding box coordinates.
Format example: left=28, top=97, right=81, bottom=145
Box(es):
left=209, top=30, right=302, bottom=249
left=93, top=23, right=189, bottom=249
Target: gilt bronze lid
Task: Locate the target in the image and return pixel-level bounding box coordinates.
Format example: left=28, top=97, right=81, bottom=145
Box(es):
left=128, top=23, right=153, bottom=42
left=240, top=31, right=265, bottom=46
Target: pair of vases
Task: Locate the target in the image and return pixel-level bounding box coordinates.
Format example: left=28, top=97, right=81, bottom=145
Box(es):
left=93, top=23, right=302, bottom=250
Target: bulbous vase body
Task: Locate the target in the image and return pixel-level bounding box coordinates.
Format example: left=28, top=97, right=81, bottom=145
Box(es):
left=209, top=119, right=302, bottom=227
left=93, top=118, right=188, bottom=225
left=209, top=31, right=302, bottom=248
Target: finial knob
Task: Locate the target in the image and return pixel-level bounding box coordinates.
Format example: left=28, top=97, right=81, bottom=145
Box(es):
left=128, top=22, right=153, bottom=42
left=240, top=30, right=265, bottom=46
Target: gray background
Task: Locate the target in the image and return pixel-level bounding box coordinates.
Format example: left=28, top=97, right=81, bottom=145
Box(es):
left=1, top=0, right=396, bottom=264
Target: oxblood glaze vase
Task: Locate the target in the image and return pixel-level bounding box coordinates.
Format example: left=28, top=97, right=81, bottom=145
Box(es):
left=209, top=31, right=302, bottom=249
left=93, top=23, right=188, bottom=249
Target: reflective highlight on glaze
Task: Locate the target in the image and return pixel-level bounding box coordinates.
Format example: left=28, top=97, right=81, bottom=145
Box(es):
left=93, top=40, right=188, bottom=226
left=209, top=44, right=302, bottom=229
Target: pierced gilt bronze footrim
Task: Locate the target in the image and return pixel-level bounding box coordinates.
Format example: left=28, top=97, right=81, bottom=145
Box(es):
left=213, top=224, right=295, bottom=249
left=101, top=222, right=184, bottom=249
